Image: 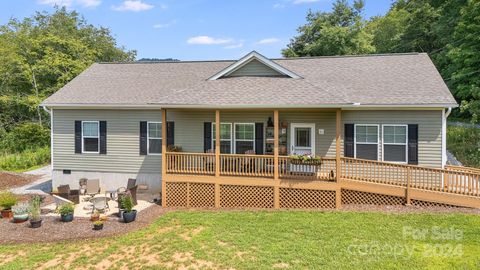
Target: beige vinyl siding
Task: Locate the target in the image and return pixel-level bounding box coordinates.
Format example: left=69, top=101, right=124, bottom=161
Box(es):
left=53, top=109, right=167, bottom=174
left=227, top=59, right=283, bottom=77
left=341, top=110, right=442, bottom=168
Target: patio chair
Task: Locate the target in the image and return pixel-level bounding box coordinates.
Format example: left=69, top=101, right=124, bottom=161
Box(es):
left=91, top=196, right=109, bottom=214
left=52, top=194, right=75, bottom=211
left=117, top=178, right=138, bottom=206
left=55, top=185, right=80, bottom=204
left=85, top=179, right=101, bottom=199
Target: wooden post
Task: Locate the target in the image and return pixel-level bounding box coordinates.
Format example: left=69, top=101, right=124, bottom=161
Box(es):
left=273, top=110, right=280, bottom=208
left=335, top=109, right=342, bottom=209
left=406, top=166, right=412, bottom=205
left=161, top=109, right=167, bottom=207
left=215, top=110, right=221, bottom=207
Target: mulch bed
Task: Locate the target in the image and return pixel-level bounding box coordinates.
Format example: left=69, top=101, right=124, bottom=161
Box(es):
left=0, top=172, right=40, bottom=190
left=0, top=204, right=167, bottom=245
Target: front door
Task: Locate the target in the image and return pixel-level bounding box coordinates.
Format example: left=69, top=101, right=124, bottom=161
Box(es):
left=290, top=123, right=315, bottom=155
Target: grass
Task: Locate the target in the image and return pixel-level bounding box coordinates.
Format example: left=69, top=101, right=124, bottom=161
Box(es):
left=0, top=146, right=50, bottom=172
left=1, top=211, right=479, bottom=269
left=447, top=126, right=480, bottom=168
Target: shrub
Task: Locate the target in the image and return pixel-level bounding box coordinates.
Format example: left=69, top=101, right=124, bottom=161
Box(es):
left=56, top=203, right=74, bottom=216
left=447, top=126, right=480, bottom=168
left=0, top=146, right=50, bottom=171
left=0, top=191, right=18, bottom=210
left=0, top=122, right=50, bottom=153
left=93, top=220, right=104, bottom=226
left=28, top=195, right=42, bottom=221
left=121, top=196, right=134, bottom=212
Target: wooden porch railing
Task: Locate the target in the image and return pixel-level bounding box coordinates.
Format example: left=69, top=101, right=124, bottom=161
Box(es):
left=165, top=152, right=215, bottom=175
left=220, top=154, right=274, bottom=177
left=279, top=156, right=336, bottom=181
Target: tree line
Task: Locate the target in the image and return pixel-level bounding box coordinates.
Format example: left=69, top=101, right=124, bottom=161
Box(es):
left=283, top=0, right=479, bottom=123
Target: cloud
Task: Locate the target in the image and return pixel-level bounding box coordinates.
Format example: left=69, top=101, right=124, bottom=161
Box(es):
left=38, top=0, right=73, bottom=7
left=224, top=43, right=244, bottom=49
left=77, top=0, right=101, bottom=7
left=293, top=0, right=321, bottom=4
left=187, top=36, right=234, bottom=45
left=112, top=0, right=154, bottom=11
left=153, top=20, right=177, bottom=29
left=257, top=38, right=281, bottom=44
left=273, top=3, right=285, bottom=8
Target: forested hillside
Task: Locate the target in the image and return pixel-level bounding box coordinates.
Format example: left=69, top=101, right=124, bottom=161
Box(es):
left=0, top=7, right=135, bottom=171
left=284, top=0, right=479, bottom=123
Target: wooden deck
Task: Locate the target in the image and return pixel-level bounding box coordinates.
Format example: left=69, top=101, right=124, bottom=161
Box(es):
left=163, top=152, right=480, bottom=209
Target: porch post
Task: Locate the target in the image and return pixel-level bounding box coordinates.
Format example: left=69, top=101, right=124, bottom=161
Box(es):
left=335, top=109, right=342, bottom=209
left=215, top=110, right=221, bottom=207
left=161, top=109, right=167, bottom=207
left=273, top=109, right=280, bottom=208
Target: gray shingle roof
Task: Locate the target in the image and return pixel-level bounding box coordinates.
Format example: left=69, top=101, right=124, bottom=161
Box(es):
left=41, top=53, right=457, bottom=108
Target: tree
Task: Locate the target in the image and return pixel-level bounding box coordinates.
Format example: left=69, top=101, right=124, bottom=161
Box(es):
left=282, top=0, right=374, bottom=57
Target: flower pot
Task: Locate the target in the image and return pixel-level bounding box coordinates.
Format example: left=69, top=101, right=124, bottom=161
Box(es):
left=61, top=213, right=74, bottom=222
left=93, top=223, right=104, bottom=230
left=1, top=209, right=13, bottom=219
left=13, top=213, right=29, bottom=223
left=90, top=215, right=100, bottom=222
left=118, top=209, right=125, bottom=219
left=122, top=210, right=137, bottom=223
left=30, top=219, right=42, bottom=228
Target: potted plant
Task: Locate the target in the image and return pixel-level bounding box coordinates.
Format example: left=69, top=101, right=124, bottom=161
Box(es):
left=121, top=196, right=137, bottom=223
left=56, top=203, right=74, bottom=222
left=0, top=191, right=18, bottom=219
left=28, top=195, right=42, bottom=228
left=90, top=210, right=100, bottom=222
left=92, top=220, right=104, bottom=230
left=289, top=154, right=322, bottom=165
left=12, top=202, right=29, bottom=223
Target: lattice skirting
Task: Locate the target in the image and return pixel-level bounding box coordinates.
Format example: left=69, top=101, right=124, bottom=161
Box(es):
left=411, top=199, right=459, bottom=208
left=189, top=183, right=215, bottom=207
left=280, top=188, right=336, bottom=209
left=165, top=182, right=187, bottom=207
left=220, top=184, right=274, bottom=208
left=341, top=189, right=405, bottom=205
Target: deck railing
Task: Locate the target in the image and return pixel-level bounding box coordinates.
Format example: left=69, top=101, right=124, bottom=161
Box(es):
left=279, top=156, right=336, bottom=181
left=220, top=154, right=274, bottom=177
left=165, top=152, right=215, bottom=175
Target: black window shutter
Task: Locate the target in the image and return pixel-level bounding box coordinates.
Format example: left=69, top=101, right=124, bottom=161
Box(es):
left=255, top=122, right=264, bottom=154
left=408, top=124, right=418, bottom=165
left=204, top=122, right=212, bottom=152
left=74, top=121, right=82, bottom=154
left=99, top=121, right=107, bottom=155
left=167, top=121, right=174, bottom=146
left=139, top=121, right=147, bottom=155
left=344, top=124, right=354, bottom=158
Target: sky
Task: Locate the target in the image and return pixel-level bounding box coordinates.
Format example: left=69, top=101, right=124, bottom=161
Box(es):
left=1, top=0, right=393, bottom=60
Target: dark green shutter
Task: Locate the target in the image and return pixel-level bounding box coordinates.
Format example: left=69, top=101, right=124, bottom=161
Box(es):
left=344, top=124, right=354, bottom=158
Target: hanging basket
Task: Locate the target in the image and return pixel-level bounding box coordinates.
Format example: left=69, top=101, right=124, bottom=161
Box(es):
left=290, top=159, right=322, bottom=166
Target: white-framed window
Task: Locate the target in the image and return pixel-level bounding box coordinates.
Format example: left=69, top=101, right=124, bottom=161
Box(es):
left=354, top=124, right=379, bottom=160
left=82, top=121, right=99, bottom=153
left=382, top=125, right=408, bottom=163
left=234, top=123, right=255, bottom=154
left=212, top=123, right=232, bottom=154
left=147, top=122, right=162, bottom=155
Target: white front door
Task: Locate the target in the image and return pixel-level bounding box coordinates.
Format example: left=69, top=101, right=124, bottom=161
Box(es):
left=290, top=123, right=315, bottom=155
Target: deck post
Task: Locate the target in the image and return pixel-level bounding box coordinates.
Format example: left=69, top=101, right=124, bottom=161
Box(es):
left=406, top=166, right=412, bottom=205
left=215, top=110, right=221, bottom=207
left=274, top=109, right=280, bottom=208
left=161, top=109, right=167, bottom=207
left=335, top=109, right=342, bottom=209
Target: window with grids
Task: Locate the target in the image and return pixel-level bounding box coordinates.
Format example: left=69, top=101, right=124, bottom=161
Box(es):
left=235, top=123, right=255, bottom=154
left=212, top=123, right=232, bottom=154
left=383, top=125, right=407, bottom=162
left=82, top=121, right=99, bottom=153
left=355, top=125, right=378, bottom=160
left=148, top=122, right=162, bottom=154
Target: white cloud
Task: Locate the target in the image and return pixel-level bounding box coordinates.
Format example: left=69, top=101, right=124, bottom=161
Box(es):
left=273, top=3, right=285, bottom=8
left=224, top=43, right=244, bottom=49
left=293, top=0, right=321, bottom=4
left=77, top=0, right=101, bottom=7
left=38, top=0, right=73, bottom=7
left=153, top=20, right=176, bottom=29
left=112, top=0, right=154, bottom=11
left=187, top=36, right=233, bottom=45
left=257, top=38, right=281, bottom=44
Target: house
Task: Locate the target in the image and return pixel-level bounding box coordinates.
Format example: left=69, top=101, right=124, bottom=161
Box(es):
left=42, top=51, right=477, bottom=209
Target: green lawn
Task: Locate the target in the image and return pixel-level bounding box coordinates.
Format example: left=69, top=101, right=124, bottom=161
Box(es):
left=1, top=211, right=479, bottom=269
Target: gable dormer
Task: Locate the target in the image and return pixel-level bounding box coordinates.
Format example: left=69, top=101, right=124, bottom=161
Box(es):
left=208, top=51, right=302, bottom=80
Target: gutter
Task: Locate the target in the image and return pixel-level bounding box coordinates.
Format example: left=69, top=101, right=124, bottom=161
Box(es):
left=442, top=107, right=452, bottom=168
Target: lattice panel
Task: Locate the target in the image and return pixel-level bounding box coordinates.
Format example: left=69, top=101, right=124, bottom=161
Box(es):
left=280, top=188, right=336, bottom=209
left=411, top=199, right=458, bottom=208
left=220, top=185, right=274, bottom=208
left=189, top=183, right=215, bottom=207
left=341, top=189, right=405, bottom=205
left=165, top=182, right=187, bottom=207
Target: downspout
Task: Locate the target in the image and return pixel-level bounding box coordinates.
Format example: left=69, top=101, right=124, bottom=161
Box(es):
left=442, top=107, right=452, bottom=168
left=42, top=106, right=54, bottom=177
